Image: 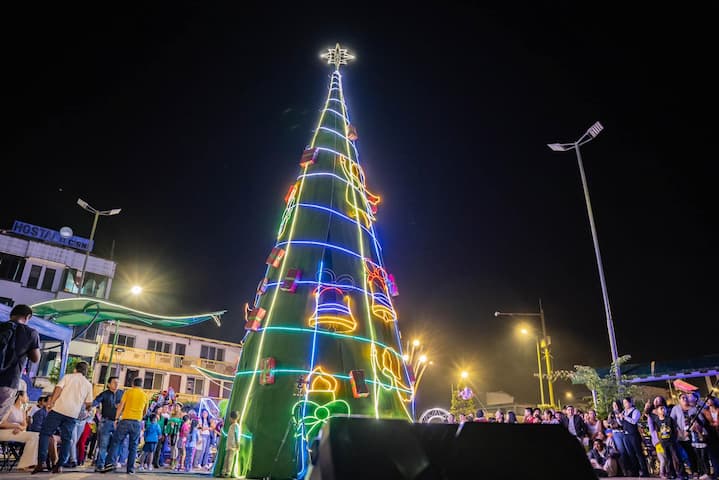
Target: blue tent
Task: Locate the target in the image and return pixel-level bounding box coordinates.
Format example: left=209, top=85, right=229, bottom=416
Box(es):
left=1, top=304, right=73, bottom=397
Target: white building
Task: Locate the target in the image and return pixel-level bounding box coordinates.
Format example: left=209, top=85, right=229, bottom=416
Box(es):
left=0, top=223, right=116, bottom=307
left=90, top=322, right=240, bottom=403
left=1, top=221, right=238, bottom=404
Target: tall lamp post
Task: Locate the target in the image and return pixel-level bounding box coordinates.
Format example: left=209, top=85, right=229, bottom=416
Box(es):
left=495, top=300, right=555, bottom=407
left=519, top=327, right=545, bottom=406
left=76, top=198, right=121, bottom=297
left=548, top=122, right=620, bottom=380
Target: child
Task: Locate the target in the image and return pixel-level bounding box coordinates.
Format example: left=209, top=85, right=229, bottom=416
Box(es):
left=175, top=415, right=190, bottom=471
left=140, top=414, right=162, bottom=471
left=655, top=405, right=685, bottom=479
left=184, top=419, right=199, bottom=472
left=222, top=411, right=240, bottom=477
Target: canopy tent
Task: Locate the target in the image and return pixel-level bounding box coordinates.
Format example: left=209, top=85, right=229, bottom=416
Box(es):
left=0, top=304, right=74, bottom=386
left=31, top=297, right=225, bottom=328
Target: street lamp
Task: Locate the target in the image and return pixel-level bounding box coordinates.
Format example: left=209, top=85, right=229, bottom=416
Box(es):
left=130, top=285, right=143, bottom=296
left=76, top=198, right=121, bottom=297
left=547, top=122, right=620, bottom=380
left=495, top=300, right=555, bottom=407
left=519, top=326, right=546, bottom=406
left=460, top=371, right=468, bottom=380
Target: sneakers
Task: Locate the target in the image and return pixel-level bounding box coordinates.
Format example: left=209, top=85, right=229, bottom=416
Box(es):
left=148, top=465, right=154, bottom=471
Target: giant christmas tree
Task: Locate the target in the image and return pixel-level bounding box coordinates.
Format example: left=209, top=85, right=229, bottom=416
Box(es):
left=214, top=44, right=413, bottom=479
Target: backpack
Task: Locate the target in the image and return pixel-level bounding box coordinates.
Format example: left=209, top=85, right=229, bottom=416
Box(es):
left=0, top=321, right=18, bottom=372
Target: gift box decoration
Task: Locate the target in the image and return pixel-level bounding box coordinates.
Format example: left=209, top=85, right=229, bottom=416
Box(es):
left=266, top=247, right=286, bottom=268
left=347, top=125, right=358, bottom=141
left=350, top=369, right=370, bottom=398
left=280, top=268, right=302, bottom=293
left=259, top=357, right=276, bottom=385
left=299, top=147, right=318, bottom=167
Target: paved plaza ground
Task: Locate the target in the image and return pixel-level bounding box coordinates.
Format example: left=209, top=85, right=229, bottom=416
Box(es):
left=1, top=468, right=211, bottom=479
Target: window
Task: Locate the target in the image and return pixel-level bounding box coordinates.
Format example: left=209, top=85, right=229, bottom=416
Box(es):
left=0, top=253, right=25, bottom=282
left=200, top=345, right=225, bottom=362
left=98, top=365, right=119, bottom=384
left=62, top=267, right=109, bottom=298
left=186, top=377, right=204, bottom=395
left=174, top=344, right=186, bottom=356
left=40, top=268, right=56, bottom=291
left=222, top=381, right=232, bottom=399
left=108, top=334, right=135, bottom=348
left=74, top=322, right=100, bottom=341
left=27, top=265, right=42, bottom=289
left=143, top=371, right=164, bottom=390
left=125, top=369, right=139, bottom=387
left=147, top=340, right=171, bottom=353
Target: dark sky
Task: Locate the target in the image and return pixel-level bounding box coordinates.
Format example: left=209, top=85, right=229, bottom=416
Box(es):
left=2, top=4, right=715, bottom=412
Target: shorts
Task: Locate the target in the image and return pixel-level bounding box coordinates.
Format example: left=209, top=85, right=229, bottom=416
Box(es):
left=143, top=441, right=158, bottom=452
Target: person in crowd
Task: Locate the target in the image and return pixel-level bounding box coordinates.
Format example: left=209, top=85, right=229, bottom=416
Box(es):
left=652, top=403, right=686, bottom=479
left=523, top=407, right=537, bottom=424
left=0, top=305, right=40, bottom=421
left=0, top=390, right=39, bottom=470
left=176, top=415, right=190, bottom=470
left=184, top=419, right=199, bottom=471
left=585, top=409, right=601, bottom=440
left=561, top=405, right=588, bottom=443
left=167, top=407, right=183, bottom=469
left=589, top=438, right=619, bottom=477
left=196, top=409, right=213, bottom=468
left=506, top=411, right=518, bottom=424
left=474, top=409, right=487, bottom=422
left=222, top=411, right=240, bottom=477
left=618, top=396, right=649, bottom=477
left=34, top=361, right=93, bottom=474
left=140, top=414, right=162, bottom=471
left=494, top=409, right=505, bottom=423
left=92, top=376, right=123, bottom=472
left=533, top=408, right=542, bottom=423
left=672, top=393, right=699, bottom=476
left=102, top=376, right=147, bottom=474
left=77, top=408, right=94, bottom=465
left=607, top=399, right=631, bottom=476
left=700, top=397, right=719, bottom=480
left=541, top=409, right=558, bottom=424
left=153, top=405, right=170, bottom=468
left=207, top=417, right=218, bottom=470
left=28, top=394, right=57, bottom=469
left=646, top=398, right=669, bottom=478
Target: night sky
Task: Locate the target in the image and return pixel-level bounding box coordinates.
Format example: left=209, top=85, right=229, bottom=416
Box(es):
left=2, top=4, right=714, bottom=412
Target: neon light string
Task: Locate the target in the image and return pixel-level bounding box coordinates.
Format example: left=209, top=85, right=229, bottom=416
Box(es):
left=295, top=203, right=379, bottom=242
left=275, top=240, right=380, bottom=267
left=259, top=326, right=403, bottom=357
left=308, top=287, right=358, bottom=333
left=232, top=368, right=411, bottom=394
left=298, top=260, right=323, bottom=477
left=237, top=163, right=310, bottom=440
left=324, top=108, right=347, bottom=121
left=264, top=280, right=371, bottom=297
left=337, top=78, right=413, bottom=412
left=334, top=70, right=380, bottom=418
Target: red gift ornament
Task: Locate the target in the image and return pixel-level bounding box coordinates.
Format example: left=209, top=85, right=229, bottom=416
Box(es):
left=266, top=247, right=286, bottom=268
left=260, top=357, right=276, bottom=385
left=350, top=369, right=369, bottom=398
left=244, top=304, right=266, bottom=331
left=347, top=125, right=358, bottom=141
left=299, top=147, right=318, bottom=168
left=280, top=268, right=302, bottom=293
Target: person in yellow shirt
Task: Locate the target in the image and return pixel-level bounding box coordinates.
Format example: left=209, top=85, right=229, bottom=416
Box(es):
left=101, top=377, right=147, bottom=474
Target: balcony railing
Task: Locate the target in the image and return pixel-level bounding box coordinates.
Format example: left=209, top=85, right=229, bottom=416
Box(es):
left=97, top=344, right=236, bottom=376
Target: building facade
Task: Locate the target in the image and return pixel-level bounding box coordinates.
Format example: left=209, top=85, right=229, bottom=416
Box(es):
left=90, top=322, right=241, bottom=404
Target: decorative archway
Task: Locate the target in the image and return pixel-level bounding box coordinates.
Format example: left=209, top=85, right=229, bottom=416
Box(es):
left=418, top=407, right=451, bottom=423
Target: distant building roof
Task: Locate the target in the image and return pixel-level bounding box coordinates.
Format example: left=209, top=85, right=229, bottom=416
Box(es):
left=597, top=355, right=719, bottom=384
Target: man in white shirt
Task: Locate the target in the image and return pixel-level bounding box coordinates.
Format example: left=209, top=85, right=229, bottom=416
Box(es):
left=32, top=361, right=93, bottom=474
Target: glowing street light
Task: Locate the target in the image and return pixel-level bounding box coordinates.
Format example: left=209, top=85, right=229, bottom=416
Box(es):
left=547, top=122, right=620, bottom=381
left=460, top=371, right=469, bottom=380
left=413, top=339, right=421, bottom=347
left=130, top=285, right=143, bottom=296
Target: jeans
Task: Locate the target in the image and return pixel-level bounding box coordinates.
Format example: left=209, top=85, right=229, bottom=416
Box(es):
left=95, top=420, right=115, bottom=469
left=185, top=446, right=195, bottom=470
left=38, top=410, right=75, bottom=467
left=106, top=420, right=141, bottom=473
left=611, top=431, right=629, bottom=475
left=624, top=431, right=648, bottom=476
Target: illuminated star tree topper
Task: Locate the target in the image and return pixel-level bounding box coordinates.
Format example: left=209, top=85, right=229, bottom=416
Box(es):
left=321, top=43, right=355, bottom=70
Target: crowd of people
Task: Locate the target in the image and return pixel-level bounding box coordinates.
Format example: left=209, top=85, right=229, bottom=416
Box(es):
left=452, top=394, right=719, bottom=479
left=1, top=304, right=232, bottom=474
